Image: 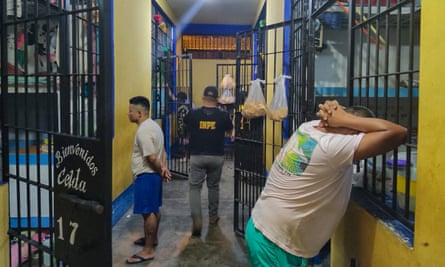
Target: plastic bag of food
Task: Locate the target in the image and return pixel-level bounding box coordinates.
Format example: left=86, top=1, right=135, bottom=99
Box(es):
left=242, top=79, right=267, bottom=118
left=219, top=74, right=236, bottom=104
left=267, top=75, right=291, bottom=121
left=220, top=73, right=236, bottom=89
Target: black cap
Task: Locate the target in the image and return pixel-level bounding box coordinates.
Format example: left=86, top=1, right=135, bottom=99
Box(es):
left=203, top=86, right=218, bottom=98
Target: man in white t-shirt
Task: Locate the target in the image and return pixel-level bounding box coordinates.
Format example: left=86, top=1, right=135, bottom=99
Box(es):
left=126, top=96, right=171, bottom=264
left=245, top=100, right=407, bottom=267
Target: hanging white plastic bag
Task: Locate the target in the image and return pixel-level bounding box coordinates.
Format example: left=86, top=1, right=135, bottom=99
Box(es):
left=267, top=75, right=291, bottom=121
left=219, top=74, right=235, bottom=104
left=242, top=79, right=267, bottom=118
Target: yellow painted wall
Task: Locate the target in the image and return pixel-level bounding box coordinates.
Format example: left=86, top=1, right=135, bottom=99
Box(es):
left=111, top=0, right=181, bottom=199
left=0, top=185, right=9, bottom=267
left=112, top=0, right=152, bottom=198
left=331, top=1, right=445, bottom=266
left=413, top=0, right=445, bottom=263
left=332, top=203, right=416, bottom=267
left=264, top=0, right=285, bottom=169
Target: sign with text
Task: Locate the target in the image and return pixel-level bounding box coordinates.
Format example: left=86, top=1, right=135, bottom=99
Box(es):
left=54, top=135, right=109, bottom=266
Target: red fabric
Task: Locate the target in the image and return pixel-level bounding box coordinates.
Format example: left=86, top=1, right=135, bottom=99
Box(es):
left=153, top=14, right=163, bottom=25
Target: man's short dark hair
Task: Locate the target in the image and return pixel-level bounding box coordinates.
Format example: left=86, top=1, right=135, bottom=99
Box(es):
left=345, top=105, right=375, bottom=118
left=130, top=96, right=150, bottom=110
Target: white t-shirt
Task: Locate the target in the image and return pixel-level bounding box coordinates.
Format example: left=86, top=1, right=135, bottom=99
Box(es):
left=131, top=118, right=164, bottom=176
left=251, top=120, right=364, bottom=258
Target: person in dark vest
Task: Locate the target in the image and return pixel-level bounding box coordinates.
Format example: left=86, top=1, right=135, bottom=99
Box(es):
left=184, top=86, right=234, bottom=236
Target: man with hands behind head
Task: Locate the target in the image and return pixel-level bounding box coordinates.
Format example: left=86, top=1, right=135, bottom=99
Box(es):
left=245, top=100, right=407, bottom=267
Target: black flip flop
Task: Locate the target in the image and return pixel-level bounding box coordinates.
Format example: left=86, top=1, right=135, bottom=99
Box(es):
left=125, top=254, right=154, bottom=264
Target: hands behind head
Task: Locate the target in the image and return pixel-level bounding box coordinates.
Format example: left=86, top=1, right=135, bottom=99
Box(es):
left=316, top=100, right=346, bottom=128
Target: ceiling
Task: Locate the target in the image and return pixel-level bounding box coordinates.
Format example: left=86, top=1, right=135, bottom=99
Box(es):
left=164, top=0, right=263, bottom=25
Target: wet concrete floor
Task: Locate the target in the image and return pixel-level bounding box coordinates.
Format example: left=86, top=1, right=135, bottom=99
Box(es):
left=112, top=160, right=250, bottom=267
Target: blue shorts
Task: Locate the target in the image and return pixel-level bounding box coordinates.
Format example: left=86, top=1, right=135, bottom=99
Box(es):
left=245, top=217, right=307, bottom=267
left=133, top=173, right=163, bottom=214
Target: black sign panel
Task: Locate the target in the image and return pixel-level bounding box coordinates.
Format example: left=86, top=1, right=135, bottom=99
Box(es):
left=54, top=135, right=109, bottom=266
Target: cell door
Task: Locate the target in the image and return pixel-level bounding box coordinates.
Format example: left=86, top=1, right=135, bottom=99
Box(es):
left=232, top=0, right=334, bottom=236
left=1, top=0, right=113, bottom=266
left=153, top=54, right=193, bottom=179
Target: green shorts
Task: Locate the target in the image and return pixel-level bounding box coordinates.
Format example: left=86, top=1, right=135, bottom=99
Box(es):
left=245, top=217, right=308, bottom=267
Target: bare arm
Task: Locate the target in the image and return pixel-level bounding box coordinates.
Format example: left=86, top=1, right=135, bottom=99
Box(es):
left=339, top=115, right=407, bottom=161
left=162, top=149, right=167, bottom=167
left=317, top=100, right=407, bottom=161
left=147, top=150, right=171, bottom=181
left=161, top=150, right=172, bottom=181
